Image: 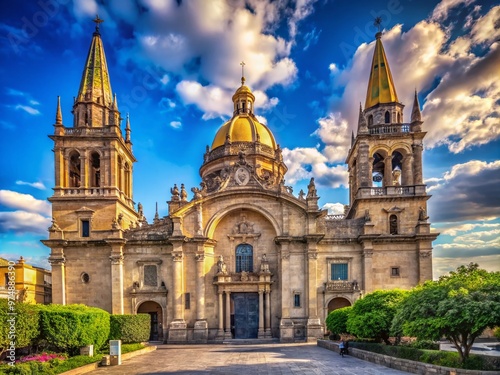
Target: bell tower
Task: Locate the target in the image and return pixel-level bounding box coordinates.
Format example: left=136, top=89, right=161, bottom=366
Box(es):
left=45, top=16, right=138, bottom=261
left=345, top=30, right=435, bottom=285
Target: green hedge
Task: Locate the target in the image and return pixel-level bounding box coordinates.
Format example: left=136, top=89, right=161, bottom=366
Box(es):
left=348, top=341, right=498, bottom=370
left=0, top=300, right=39, bottom=356
left=109, top=314, right=150, bottom=343
left=37, top=304, right=110, bottom=354
left=325, top=306, right=352, bottom=337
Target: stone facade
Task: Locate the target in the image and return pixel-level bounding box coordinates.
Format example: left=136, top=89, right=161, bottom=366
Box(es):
left=43, top=24, right=438, bottom=343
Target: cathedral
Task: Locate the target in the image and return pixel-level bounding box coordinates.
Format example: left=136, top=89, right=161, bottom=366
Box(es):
left=43, top=20, right=438, bottom=343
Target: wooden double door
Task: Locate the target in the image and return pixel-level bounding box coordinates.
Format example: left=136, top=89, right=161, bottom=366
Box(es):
left=232, top=293, right=259, bottom=339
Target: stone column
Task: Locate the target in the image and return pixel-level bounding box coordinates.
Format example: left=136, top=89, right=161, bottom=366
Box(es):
left=225, top=291, right=232, bottom=338
left=193, top=253, right=208, bottom=342
left=384, top=156, right=393, bottom=187
left=265, top=290, right=271, bottom=337
left=277, top=239, right=294, bottom=342
left=368, top=156, right=374, bottom=187
left=413, top=143, right=423, bottom=185
left=172, top=251, right=183, bottom=320
left=108, top=242, right=124, bottom=315
left=362, top=241, right=374, bottom=293
left=306, top=246, right=322, bottom=341
left=218, top=291, right=224, bottom=335
left=168, top=241, right=187, bottom=343
left=258, top=290, right=264, bottom=338
left=48, top=250, right=66, bottom=305
left=402, top=155, right=413, bottom=186
left=80, top=153, right=88, bottom=190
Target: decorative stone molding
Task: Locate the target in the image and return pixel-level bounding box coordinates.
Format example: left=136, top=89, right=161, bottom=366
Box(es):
left=109, top=254, right=124, bottom=265
left=419, top=251, right=431, bottom=258
left=172, top=252, right=183, bottom=262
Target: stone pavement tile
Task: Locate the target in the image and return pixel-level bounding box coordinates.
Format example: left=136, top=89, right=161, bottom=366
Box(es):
left=88, top=342, right=411, bottom=374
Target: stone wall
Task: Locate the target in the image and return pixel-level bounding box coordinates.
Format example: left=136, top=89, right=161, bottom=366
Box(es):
left=317, top=340, right=500, bottom=375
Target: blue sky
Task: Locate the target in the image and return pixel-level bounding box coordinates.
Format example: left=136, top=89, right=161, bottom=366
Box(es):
left=0, top=0, right=498, bottom=278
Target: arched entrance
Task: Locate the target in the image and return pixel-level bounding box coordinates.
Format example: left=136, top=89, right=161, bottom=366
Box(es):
left=138, top=301, right=163, bottom=341
left=327, top=297, right=351, bottom=313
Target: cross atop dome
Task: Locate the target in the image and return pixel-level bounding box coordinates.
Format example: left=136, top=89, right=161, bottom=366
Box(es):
left=240, top=61, right=246, bottom=85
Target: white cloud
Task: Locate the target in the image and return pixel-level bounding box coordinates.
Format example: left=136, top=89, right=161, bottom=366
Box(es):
left=433, top=255, right=499, bottom=279
left=14, top=104, right=41, bottom=115
left=0, top=211, right=51, bottom=235
left=428, top=160, right=500, bottom=222
left=430, top=0, right=475, bottom=22
left=169, top=121, right=182, bottom=129
left=0, top=190, right=51, bottom=216
left=312, top=113, right=351, bottom=163
left=322, top=202, right=345, bottom=215
left=176, top=80, right=279, bottom=120
left=15, top=180, right=46, bottom=190
left=75, top=0, right=313, bottom=120
left=282, top=147, right=348, bottom=188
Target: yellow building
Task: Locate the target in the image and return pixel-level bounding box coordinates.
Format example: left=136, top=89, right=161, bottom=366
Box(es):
left=0, top=257, right=52, bottom=304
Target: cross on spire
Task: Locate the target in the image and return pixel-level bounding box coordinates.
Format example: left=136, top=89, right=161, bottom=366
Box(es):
left=93, top=14, right=104, bottom=33
left=240, top=61, right=246, bottom=85
left=374, top=17, right=382, bottom=33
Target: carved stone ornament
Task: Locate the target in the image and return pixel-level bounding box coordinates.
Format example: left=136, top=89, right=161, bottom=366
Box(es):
left=235, top=167, right=250, bottom=186
left=48, top=217, right=62, bottom=232
left=233, top=214, right=255, bottom=234
left=419, top=251, right=431, bottom=258
left=109, top=254, right=124, bottom=265
left=172, top=252, right=183, bottom=262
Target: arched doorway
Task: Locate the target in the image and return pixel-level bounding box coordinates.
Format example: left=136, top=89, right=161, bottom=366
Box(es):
left=138, top=301, right=163, bottom=341
left=327, top=297, right=351, bottom=314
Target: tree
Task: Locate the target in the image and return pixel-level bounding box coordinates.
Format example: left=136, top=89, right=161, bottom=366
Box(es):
left=325, top=306, right=352, bottom=337
left=346, top=289, right=408, bottom=344
left=392, top=263, right=500, bottom=363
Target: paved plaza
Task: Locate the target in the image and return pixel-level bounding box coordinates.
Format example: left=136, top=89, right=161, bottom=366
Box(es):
left=89, top=342, right=411, bottom=374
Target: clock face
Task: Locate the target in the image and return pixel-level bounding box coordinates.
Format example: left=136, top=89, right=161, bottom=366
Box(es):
left=235, top=167, right=250, bottom=185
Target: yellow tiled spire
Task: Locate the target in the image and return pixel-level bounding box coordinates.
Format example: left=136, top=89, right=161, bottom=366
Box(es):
left=76, top=15, right=113, bottom=107
left=364, top=32, right=399, bottom=110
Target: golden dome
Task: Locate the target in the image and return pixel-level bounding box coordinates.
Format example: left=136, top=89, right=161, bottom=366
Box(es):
left=211, top=115, right=277, bottom=150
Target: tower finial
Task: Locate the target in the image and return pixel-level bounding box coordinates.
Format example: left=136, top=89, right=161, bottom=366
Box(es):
left=240, top=61, right=246, bottom=86
left=125, top=113, right=131, bottom=143
left=55, top=96, right=63, bottom=125
left=93, top=14, right=104, bottom=33
left=374, top=17, right=382, bottom=35
left=411, top=89, right=422, bottom=123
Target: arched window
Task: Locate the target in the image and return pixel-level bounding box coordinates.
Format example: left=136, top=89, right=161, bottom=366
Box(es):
left=390, top=215, right=398, bottom=234
left=124, top=162, right=131, bottom=197
left=90, top=152, right=100, bottom=187
left=235, top=244, right=253, bottom=273
left=397, top=112, right=401, bottom=123
left=368, top=115, right=373, bottom=126
left=69, top=151, right=81, bottom=188
left=385, top=111, right=390, bottom=123
left=117, top=156, right=123, bottom=191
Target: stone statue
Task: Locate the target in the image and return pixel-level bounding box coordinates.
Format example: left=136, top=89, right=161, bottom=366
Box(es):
left=260, top=254, right=270, bottom=273
left=217, top=255, right=227, bottom=274
left=298, top=189, right=305, bottom=200
left=180, top=183, right=188, bottom=202
left=170, top=184, right=180, bottom=201
left=419, top=207, right=429, bottom=221
left=364, top=209, right=371, bottom=222
left=307, top=177, right=317, bottom=198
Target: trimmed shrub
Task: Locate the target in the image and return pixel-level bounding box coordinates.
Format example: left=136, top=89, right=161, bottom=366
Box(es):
left=348, top=341, right=497, bottom=370
left=0, top=300, right=39, bottom=356
left=37, top=304, right=110, bottom=354
left=109, top=314, right=150, bottom=343
left=325, top=306, right=352, bottom=337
